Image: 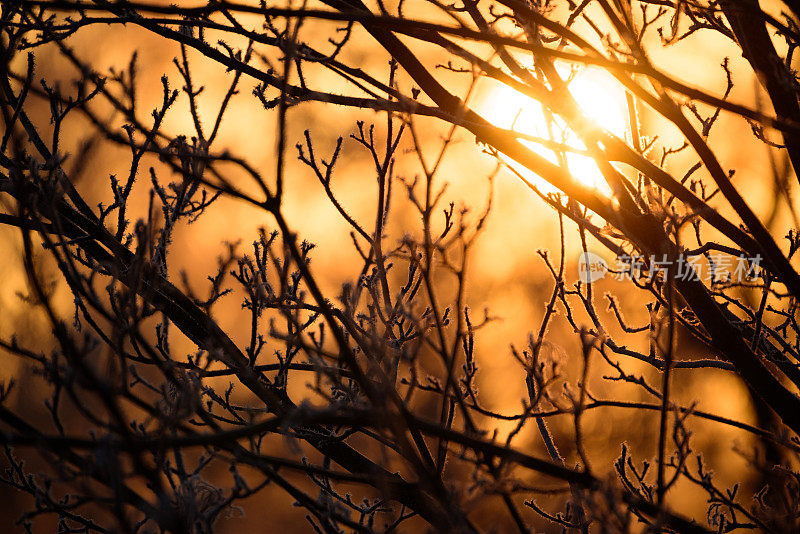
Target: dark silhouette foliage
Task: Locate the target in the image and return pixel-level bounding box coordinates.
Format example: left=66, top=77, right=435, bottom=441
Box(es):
left=0, top=0, right=799, bottom=532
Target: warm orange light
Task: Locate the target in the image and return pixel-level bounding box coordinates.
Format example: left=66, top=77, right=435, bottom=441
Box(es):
left=479, top=66, right=629, bottom=195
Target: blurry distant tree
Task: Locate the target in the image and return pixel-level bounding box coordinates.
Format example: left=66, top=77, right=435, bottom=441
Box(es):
left=1, top=0, right=800, bottom=532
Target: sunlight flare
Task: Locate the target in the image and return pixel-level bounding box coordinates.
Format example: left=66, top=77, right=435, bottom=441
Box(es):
left=479, top=66, right=629, bottom=195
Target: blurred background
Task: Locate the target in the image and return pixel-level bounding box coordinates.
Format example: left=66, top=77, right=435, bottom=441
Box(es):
left=1, top=0, right=795, bottom=531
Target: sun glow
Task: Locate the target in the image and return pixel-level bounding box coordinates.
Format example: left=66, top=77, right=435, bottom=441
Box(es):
left=479, top=67, right=629, bottom=195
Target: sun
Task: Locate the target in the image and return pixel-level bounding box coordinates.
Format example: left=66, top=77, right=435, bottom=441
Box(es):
left=478, top=66, right=629, bottom=195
